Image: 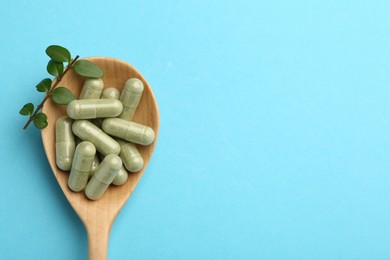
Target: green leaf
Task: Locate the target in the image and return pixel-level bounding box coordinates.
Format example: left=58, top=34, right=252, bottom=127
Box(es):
left=73, top=60, right=104, bottom=78
left=33, top=116, right=48, bottom=129
left=47, top=60, right=64, bottom=77
left=19, top=103, right=34, bottom=116
left=46, top=45, right=71, bottom=63
left=36, top=78, right=52, bottom=92
left=34, top=112, right=47, bottom=121
left=33, top=112, right=48, bottom=129
left=51, top=87, right=75, bottom=105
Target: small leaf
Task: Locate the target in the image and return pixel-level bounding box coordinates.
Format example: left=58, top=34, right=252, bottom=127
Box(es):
left=51, top=87, right=75, bottom=105
left=47, top=60, right=64, bottom=77
left=36, top=78, right=52, bottom=92
left=73, top=60, right=104, bottom=78
left=46, top=45, right=71, bottom=63
left=34, top=112, right=47, bottom=121
left=19, top=103, right=34, bottom=116
left=33, top=112, right=48, bottom=129
left=33, top=117, right=48, bottom=129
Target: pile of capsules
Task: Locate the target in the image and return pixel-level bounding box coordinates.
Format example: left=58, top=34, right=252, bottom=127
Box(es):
left=55, top=77, right=155, bottom=200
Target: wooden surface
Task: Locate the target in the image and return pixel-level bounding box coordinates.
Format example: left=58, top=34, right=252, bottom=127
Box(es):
left=41, top=57, right=160, bottom=260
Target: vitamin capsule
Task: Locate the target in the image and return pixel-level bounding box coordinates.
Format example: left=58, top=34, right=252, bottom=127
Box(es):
left=117, top=139, right=143, bottom=172
left=67, top=99, right=123, bottom=120
left=102, top=118, right=155, bottom=145
left=98, top=153, right=128, bottom=185
left=101, top=87, right=120, bottom=99
left=72, top=120, right=121, bottom=155
left=89, top=155, right=100, bottom=179
left=85, top=154, right=122, bottom=200
left=119, top=78, right=144, bottom=120
left=79, top=78, right=104, bottom=99
left=68, top=141, right=96, bottom=192
left=56, top=116, right=76, bottom=171
left=112, top=166, right=128, bottom=185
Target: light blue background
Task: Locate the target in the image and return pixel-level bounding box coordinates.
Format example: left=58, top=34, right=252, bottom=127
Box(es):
left=1, top=0, right=390, bottom=259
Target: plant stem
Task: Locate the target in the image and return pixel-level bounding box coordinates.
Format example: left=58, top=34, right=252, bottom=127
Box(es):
left=23, top=55, right=80, bottom=130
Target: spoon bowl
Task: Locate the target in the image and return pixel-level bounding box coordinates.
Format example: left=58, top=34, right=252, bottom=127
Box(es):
left=41, top=57, right=160, bottom=260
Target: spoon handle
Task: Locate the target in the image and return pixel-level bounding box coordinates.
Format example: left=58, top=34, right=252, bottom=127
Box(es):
left=87, top=224, right=111, bottom=260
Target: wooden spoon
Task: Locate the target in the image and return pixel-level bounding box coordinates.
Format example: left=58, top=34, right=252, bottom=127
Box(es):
left=41, top=57, right=160, bottom=260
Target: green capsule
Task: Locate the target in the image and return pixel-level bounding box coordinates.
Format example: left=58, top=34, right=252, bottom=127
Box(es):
left=72, top=120, right=121, bottom=155
left=98, top=153, right=128, bottom=185
left=56, top=116, right=75, bottom=171
left=79, top=78, right=104, bottom=99
left=101, top=87, right=120, bottom=99
left=85, top=154, right=122, bottom=200
left=89, top=155, right=100, bottom=179
left=112, top=166, right=128, bottom=185
left=119, top=78, right=144, bottom=121
left=102, top=118, right=155, bottom=145
left=68, top=141, right=96, bottom=192
left=117, top=139, right=143, bottom=172
left=67, top=99, right=123, bottom=120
